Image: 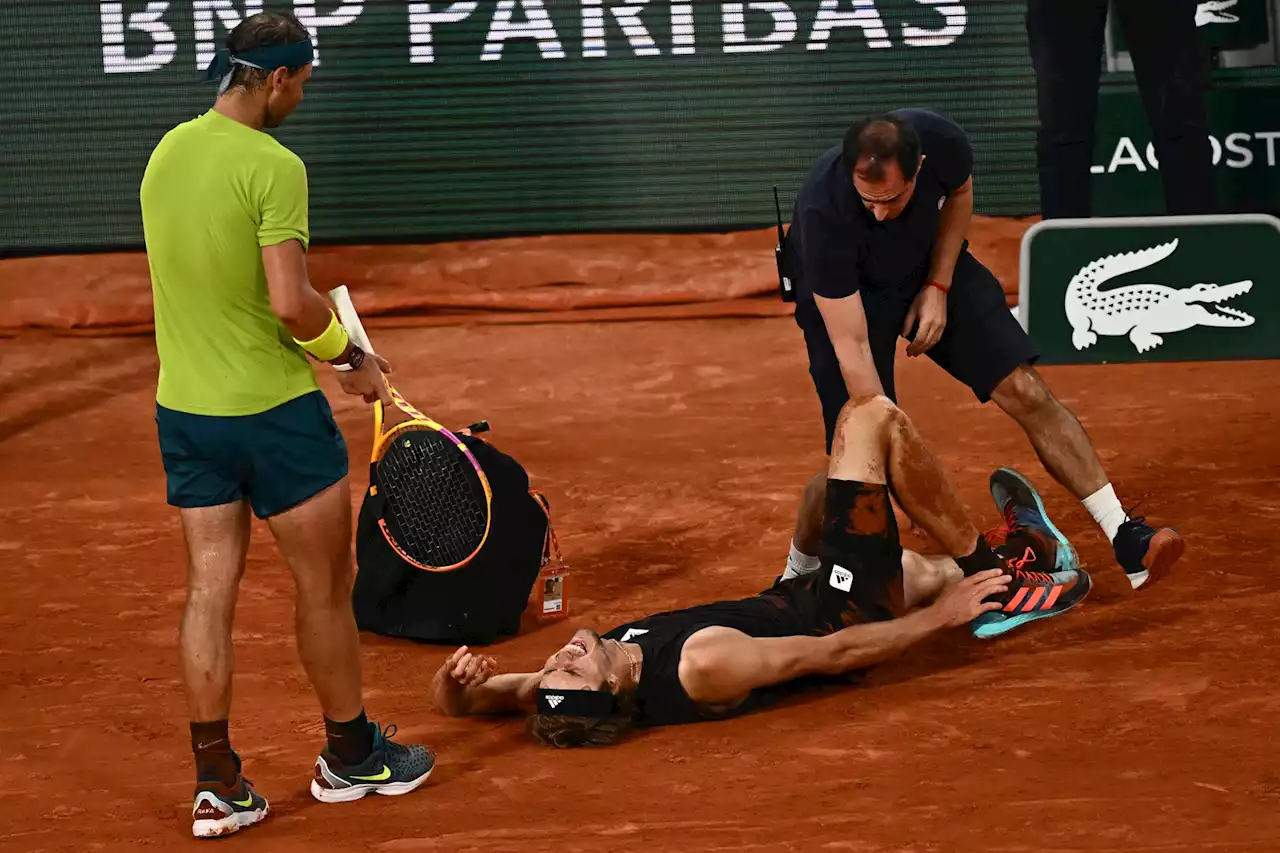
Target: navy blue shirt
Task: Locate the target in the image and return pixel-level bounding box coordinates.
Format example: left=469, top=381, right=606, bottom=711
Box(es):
left=789, top=108, right=974, bottom=300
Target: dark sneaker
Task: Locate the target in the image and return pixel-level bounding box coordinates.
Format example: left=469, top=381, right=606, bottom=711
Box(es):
left=987, top=467, right=1079, bottom=573
left=310, top=722, right=434, bottom=803
left=1114, top=516, right=1185, bottom=590
left=971, top=468, right=1092, bottom=639
left=191, top=753, right=268, bottom=838
left=971, top=549, right=1092, bottom=639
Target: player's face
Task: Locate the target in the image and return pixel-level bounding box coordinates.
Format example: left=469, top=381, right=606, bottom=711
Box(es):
left=852, top=155, right=923, bottom=222
left=538, top=629, right=612, bottom=693
left=264, top=63, right=312, bottom=128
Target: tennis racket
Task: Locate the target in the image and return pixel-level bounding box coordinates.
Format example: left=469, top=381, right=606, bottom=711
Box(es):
left=328, top=285, right=493, bottom=572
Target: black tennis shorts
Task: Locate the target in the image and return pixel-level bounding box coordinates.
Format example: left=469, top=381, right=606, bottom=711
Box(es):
left=764, top=479, right=905, bottom=632
left=795, top=249, right=1039, bottom=453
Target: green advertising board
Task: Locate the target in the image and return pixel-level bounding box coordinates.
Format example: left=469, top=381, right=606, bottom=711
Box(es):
left=2, top=1, right=1045, bottom=255
left=1111, top=0, right=1271, bottom=52
left=1091, top=70, right=1280, bottom=217
left=1018, top=214, right=1280, bottom=365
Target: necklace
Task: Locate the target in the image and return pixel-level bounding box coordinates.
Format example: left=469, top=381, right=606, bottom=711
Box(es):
left=611, top=639, right=640, bottom=684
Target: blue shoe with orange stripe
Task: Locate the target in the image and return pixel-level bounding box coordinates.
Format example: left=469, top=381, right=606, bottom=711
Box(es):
left=971, top=468, right=1091, bottom=639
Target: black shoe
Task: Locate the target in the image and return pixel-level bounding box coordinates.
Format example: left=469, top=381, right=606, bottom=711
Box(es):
left=1114, top=516, right=1185, bottom=590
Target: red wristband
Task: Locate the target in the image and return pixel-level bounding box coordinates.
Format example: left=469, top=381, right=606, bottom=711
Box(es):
left=927, top=280, right=950, bottom=294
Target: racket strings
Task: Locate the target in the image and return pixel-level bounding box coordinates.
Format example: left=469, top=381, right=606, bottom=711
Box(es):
left=378, top=430, right=488, bottom=567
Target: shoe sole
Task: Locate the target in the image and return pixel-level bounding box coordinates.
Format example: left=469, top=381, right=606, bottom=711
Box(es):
left=310, top=768, right=433, bottom=804
left=1129, top=528, right=1185, bottom=590
left=192, top=803, right=269, bottom=838
left=989, top=468, right=1079, bottom=573
left=971, top=568, right=1093, bottom=640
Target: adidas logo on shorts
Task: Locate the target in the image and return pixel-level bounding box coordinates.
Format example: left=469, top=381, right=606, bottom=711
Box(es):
left=830, top=565, right=853, bottom=592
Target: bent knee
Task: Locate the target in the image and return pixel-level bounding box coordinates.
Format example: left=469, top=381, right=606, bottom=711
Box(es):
left=992, top=365, right=1056, bottom=419
left=833, top=394, right=901, bottom=436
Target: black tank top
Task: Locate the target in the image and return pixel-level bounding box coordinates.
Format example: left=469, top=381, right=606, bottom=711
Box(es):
left=602, top=586, right=838, bottom=727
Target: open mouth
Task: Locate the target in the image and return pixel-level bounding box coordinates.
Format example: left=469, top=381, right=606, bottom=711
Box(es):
left=568, top=638, right=589, bottom=654
left=1205, top=304, right=1254, bottom=322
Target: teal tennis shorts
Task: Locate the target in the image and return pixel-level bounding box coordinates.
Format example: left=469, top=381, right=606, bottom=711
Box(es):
left=155, top=390, right=349, bottom=519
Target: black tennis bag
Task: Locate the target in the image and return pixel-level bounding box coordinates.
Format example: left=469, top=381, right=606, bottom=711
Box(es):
left=352, top=431, right=554, bottom=645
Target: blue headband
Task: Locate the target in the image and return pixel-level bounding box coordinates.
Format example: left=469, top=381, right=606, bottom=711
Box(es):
left=536, top=688, right=617, bottom=718
left=203, top=40, right=315, bottom=89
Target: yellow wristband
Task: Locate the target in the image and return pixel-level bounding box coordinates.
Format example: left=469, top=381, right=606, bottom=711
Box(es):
left=294, top=310, right=350, bottom=363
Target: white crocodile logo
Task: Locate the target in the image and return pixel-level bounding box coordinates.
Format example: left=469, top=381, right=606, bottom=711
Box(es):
left=1065, top=238, right=1254, bottom=354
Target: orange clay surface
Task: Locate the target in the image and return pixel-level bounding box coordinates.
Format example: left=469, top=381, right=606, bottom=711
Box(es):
left=2, top=223, right=1279, bottom=852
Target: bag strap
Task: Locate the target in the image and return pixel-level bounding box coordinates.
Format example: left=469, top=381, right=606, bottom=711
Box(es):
left=530, top=490, right=565, bottom=569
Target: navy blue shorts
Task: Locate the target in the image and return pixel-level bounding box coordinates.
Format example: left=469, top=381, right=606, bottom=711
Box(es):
left=795, top=249, right=1039, bottom=454
left=155, top=390, right=349, bottom=519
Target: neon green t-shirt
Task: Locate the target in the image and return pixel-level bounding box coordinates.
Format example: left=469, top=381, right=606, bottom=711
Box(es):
left=140, top=109, right=320, bottom=416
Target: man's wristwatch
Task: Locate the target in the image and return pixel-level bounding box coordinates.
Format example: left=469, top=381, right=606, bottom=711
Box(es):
left=332, top=343, right=366, bottom=372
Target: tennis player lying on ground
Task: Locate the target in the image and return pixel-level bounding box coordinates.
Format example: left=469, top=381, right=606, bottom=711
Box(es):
left=430, top=394, right=1092, bottom=747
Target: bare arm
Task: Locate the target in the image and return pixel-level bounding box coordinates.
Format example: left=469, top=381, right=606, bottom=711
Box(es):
left=431, top=647, right=540, bottom=717
left=679, top=569, right=1010, bottom=706
left=261, top=239, right=338, bottom=342
left=926, top=176, right=973, bottom=289
left=814, top=291, right=885, bottom=400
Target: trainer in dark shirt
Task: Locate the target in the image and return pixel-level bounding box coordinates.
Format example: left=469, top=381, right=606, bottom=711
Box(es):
left=793, top=107, right=974, bottom=300
left=779, top=108, right=1185, bottom=597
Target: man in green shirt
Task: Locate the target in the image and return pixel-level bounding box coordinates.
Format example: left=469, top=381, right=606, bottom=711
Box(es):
left=140, top=12, right=432, bottom=839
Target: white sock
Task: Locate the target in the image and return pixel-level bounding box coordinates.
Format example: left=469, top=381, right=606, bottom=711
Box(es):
left=1082, top=483, right=1128, bottom=542
left=782, top=540, right=821, bottom=580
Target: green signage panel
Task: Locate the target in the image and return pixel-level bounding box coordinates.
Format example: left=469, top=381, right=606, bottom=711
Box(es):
left=1018, top=214, right=1280, bottom=365
left=1, top=1, right=1046, bottom=255
left=1111, top=0, right=1271, bottom=52
left=1091, top=73, right=1280, bottom=217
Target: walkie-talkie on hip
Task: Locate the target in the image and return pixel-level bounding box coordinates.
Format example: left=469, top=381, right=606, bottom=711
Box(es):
left=773, top=185, right=795, bottom=303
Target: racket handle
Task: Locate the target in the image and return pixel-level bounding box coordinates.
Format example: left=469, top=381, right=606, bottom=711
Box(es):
left=328, top=285, right=376, bottom=354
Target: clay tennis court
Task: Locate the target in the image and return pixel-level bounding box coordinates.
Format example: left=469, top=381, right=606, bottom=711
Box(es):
left=2, top=220, right=1278, bottom=852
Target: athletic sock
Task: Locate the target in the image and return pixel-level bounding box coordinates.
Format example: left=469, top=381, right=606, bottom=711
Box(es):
left=955, top=533, right=1001, bottom=577
left=1082, top=483, right=1128, bottom=542
left=324, top=709, right=374, bottom=766
left=781, top=540, right=821, bottom=580
left=190, top=720, right=238, bottom=787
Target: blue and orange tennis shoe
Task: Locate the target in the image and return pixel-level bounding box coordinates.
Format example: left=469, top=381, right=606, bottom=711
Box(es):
left=311, top=721, right=434, bottom=803
left=971, top=468, right=1092, bottom=639
left=191, top=752, right=269, bottom=839
left=1112, top=514, right=1184, bottom=590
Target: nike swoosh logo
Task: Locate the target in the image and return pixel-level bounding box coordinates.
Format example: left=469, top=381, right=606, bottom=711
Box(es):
left=350, top=765, right=391, bottom=782
left=232, top=794, right=254, bottom=808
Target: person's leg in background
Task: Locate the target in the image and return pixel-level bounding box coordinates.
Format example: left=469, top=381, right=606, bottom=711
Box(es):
left=1026, top=0, right=1112, bottom=219
left=926, top=251, right=1186, bottom=589
left=1115, top=0, right=1219, bottom=215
